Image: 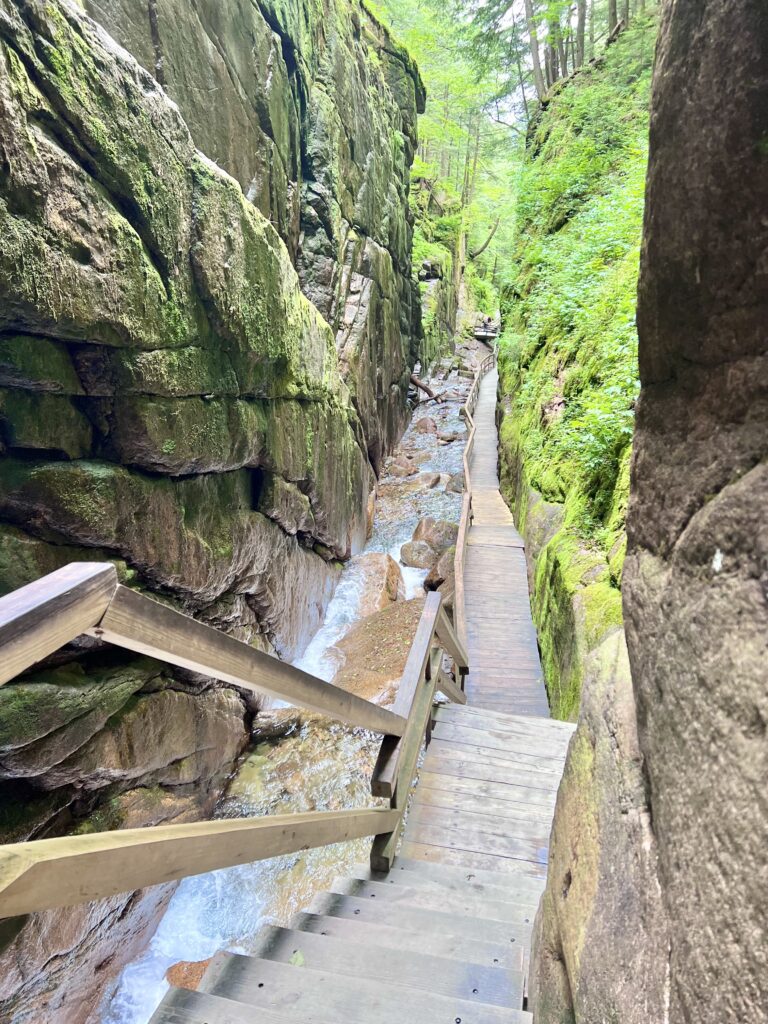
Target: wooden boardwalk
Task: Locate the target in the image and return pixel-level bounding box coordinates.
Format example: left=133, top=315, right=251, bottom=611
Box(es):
left=152, top=705, right=575, bottom=1024
left=464, top=367, right=550, bottom=717
left=148, top=360, right=574, bottom=1024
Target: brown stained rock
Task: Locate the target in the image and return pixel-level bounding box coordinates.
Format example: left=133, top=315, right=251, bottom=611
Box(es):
left=417, top=472, right=441, bottom=489
left=413, top=516, right=459, bottom=552
left=166, top=959, right=212, bottom=991
left=534, top=5, right=768, bottom=1024
left=366, top=488, right=376, bottom=540
left=353, top=552, right=404, bottom=617
left=389, top=456, right=418, bottom=478
left=530, top=632, right=667, bottom=1024
left=0, top=884, right=175, bottom=1024
left=251, top=707, right=304, bottom=743
left=413, top=416, right=438, bottom=434
left=330, top=598, right=426, bottom=705
left=400, top=540, right=438, bottom=570
left=424, top=545, right=456, bottom=591
left=622, top=1, right=768, bottom=1018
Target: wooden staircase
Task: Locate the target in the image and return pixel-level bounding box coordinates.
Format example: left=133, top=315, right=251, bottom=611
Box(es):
left=150, top=705, right=574, bottom=1024
left=0, top=351, right=576, bottom=1023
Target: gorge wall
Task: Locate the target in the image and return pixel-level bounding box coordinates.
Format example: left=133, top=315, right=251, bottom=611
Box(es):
left=0, top=0, right=424, bottom=1019
left=531, top=1, right=768, bottom=1022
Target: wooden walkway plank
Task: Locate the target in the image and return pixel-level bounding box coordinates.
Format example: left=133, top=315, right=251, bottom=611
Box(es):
left=462, top=365, right=550, bottom=717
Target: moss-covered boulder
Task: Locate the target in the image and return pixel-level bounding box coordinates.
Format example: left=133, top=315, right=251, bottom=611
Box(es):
left=0, top=0, right=424, bottom=1017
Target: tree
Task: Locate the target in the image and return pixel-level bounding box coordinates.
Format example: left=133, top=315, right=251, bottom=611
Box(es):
left=608, top=0, right=618, bottom=31
left=524, top=0, right=547, bottom=99
left=576, top=0, right=586, bottom=65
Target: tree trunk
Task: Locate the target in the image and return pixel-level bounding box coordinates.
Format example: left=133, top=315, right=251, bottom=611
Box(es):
left=510, top=8, right=530, bottom=119
left=623, top=0, right=630, bottom=25
left=469, top=218, right=500, bottom=260
left=524, top=0, right=546, bottom=99
left=588, top=0, right=595, bottom=58
left=577, top=0, right=586, bottom=66
left=558, top=31, right=569, bottom=78
left=608, top=0, right=618, bottom=31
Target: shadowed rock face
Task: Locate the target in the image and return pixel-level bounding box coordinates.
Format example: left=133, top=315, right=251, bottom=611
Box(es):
left=533, top=2, right=768, bottom=1022
left=0, top=0, right=423, bottom=1017
left=625, top=1, right=768, bottom=1020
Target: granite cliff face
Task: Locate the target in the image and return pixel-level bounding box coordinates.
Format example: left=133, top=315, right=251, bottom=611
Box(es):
left=531, top=1, right=768, bottom=1021
left=83, top=0, right=426, bottom=471
left=0, top=0, right=424, bottom=1018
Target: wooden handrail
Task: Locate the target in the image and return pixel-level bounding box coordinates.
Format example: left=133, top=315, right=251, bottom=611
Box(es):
left=0, top=563, right=118, bottom=685
left=0, top=809, right=400, bottom=916
left=453, top=350, right=497, bottom=649
left=369, top=593, right=468, bottom=871
left=0, top=547, right=471, bottom=908
left=89, top=585, right=406, bottom=737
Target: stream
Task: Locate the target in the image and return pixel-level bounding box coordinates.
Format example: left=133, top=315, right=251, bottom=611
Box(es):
left=99, top=361, right=471, bottom=1024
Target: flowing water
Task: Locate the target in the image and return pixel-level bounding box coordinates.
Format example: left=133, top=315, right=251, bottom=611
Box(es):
left=100, top=365, right=470, bottom=1024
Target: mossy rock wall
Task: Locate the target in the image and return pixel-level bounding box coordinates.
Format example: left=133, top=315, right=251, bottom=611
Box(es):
left=83, top=0, right=425, bottom=472
left=0, top=0, right=423, bottom=1017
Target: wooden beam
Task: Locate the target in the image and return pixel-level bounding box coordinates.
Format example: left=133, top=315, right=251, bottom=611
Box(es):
left=90, top=586, right=406, bottom=737
left=0, top=808, right=400, bottom=916
left=371, top=593, right=441, bottom=799
left=433, top=666, right=467, bottom=706
left=370, top=674, right=437, bottom=870
left=434, top=607, right=469, bottom=673
left=453, top=492, right=471, bottom=652
left=0, top=563, right=118, bottom=686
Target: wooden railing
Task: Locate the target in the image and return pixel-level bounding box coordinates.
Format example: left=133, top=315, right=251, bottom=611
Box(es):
left=454, top=349, right=497, bottom=650
left=0, top=558, right=469, bottom=915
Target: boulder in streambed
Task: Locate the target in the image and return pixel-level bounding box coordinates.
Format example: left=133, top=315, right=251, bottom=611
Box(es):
left=425, top=546, right=456, bottom=593
left=389, top=462, right=418, bottom=478
left=400, top=540, right=438, bottom=570
left=445, top=472, right=464, bottom=493
left=353, top=552, right=404, bottom=617
left=417, top=472, right=441, bottom=489
left=413, top=416, right=438, bottom=434
left=413, top=517, right=459, bottom=552
left=330, top=598, right=426, bottom=705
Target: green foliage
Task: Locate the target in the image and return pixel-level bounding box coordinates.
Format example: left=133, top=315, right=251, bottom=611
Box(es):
left=372, top=0, right=522, bottom=292
left=465, top=263, right=499, bottom=315
left=500, top=17, right=654, bottom=553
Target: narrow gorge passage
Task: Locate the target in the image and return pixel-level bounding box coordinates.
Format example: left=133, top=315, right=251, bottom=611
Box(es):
left=0, top=1, right=764, bottom=1023
left=464, top=363, right=550, bottom=717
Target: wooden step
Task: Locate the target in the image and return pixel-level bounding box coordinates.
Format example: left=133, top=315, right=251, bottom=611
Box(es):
left=431, top=722, right=569, bottom=760
left=292, top=910, right=525, bottom=970
left=149, top=986, right=294, bottom=1023
left=400, top=841, right=548, bottom=878
left=421, top=757, right=560, bottom=796
left=200, top=929, right=524, bottom=1007
left=329, top=875, right=536, bottom=926
left=435, top=705, right=575, bottom=738
left=412, top=782, right=556, bottom=824
left=407, top=802, right=551, bottom=846
left=424, top=748, right=563, bottom=791
left=418, top=770, right=558, bottom=811
left=308, top=890, right=532, bottom=948
left=197, top=948, right=530, bottom=1024
left=403, top=821, right=547, bottom=865
left=351, top=861, right=544, bottom=907
left=427, top=736, right=566, bottom=774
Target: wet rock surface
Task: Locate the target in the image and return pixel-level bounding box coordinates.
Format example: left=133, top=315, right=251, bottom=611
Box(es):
left=0, top=0, right=423, bottom=1019
left=82, top=0, right=426, bottom=470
